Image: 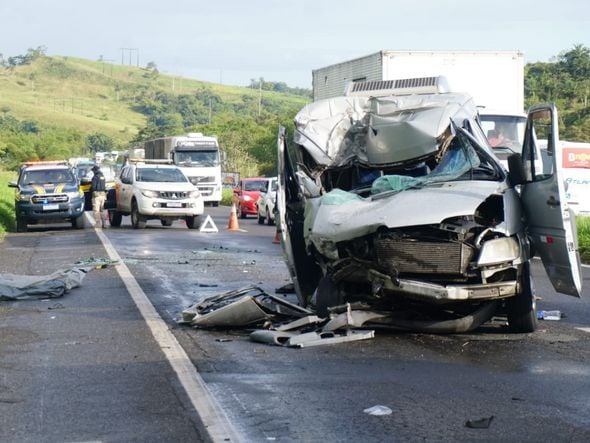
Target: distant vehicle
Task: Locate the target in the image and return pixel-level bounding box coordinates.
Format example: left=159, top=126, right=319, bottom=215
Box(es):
left=277, top=76, right=582, bottom=334
left=560, top=141, right=590, bottom=216
left=8, top=161, right=86, bottom=232
left=256, top=177, right=277, bottom=225
left=233, top=177, right=272, bottom=219
left=109, top=161, right=204, bottom=229
left=142, top=133, right=224, bottom=206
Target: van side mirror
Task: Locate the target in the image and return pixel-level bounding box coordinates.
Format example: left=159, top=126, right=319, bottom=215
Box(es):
left=507, top=153, right=526, bottom=186
left=8, top=181, right=18, bottom=188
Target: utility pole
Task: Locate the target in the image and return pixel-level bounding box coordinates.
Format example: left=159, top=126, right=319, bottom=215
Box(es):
left=208, top=98, right=212, bottom=124
left=258, top=77, right=263, bottom=117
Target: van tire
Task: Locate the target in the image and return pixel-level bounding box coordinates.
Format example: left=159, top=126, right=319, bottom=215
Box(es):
left=507, top=262, right=537, bottom=333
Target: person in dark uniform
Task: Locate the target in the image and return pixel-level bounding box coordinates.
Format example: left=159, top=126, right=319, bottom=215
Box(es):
left=90, top=165, right=107, bottom=228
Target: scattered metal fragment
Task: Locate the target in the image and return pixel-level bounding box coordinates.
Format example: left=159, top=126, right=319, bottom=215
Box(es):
left=363, top=405, right=393, bottom=416
left=322, top=304, right=387, bottom=332
left=286, top=329, right=375, bottom=348
left=179, top=286, right=313, bottom=327
left=465, top=416, right=494, bottom=429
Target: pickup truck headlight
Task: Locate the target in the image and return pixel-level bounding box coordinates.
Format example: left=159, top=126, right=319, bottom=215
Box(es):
left=16, top=191, right=31, bottom=202
left=188, top=190, right=201, bottom=199
left=141, top=190, right=159, bottom=198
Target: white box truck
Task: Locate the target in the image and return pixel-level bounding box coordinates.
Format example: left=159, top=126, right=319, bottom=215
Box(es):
left=312, top=50, right=526, bottom=152
left=143, top=133, right=224, bottom=206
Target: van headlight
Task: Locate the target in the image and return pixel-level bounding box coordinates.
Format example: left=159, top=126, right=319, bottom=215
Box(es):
left=66, top=191, right=83, bottom=199
left=477, top=237, right=520, bottom=266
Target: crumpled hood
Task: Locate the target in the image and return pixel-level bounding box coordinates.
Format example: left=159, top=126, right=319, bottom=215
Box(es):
left=294, top=92, right=477, bottom=168
left=306, top=180, right=505, bottom=245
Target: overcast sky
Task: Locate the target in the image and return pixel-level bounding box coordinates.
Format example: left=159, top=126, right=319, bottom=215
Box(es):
left=1, top=0, right=588, bottom=88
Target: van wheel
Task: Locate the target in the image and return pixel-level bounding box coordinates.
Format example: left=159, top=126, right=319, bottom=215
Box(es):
left=131, top=201, right=146, bottom=229
left=257, top=211, right=265, bottom=224
left=507, top=262, right=537, bottom=333
left=315, top=276, right=343, bottom=318
left=109, top=210, right=122, bottom=227
left=16, top=217, right=27, bottom=233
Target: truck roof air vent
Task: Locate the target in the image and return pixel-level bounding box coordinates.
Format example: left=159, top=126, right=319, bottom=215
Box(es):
left=345, top=76, right=450, bottom=97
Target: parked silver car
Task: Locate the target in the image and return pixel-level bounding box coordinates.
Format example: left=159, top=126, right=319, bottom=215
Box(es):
left=276, top=77, right=582, bottom=333
left=256, top=177, right=277, bottom=225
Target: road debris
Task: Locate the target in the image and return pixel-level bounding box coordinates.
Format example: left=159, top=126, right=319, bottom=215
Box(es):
left=179, top=286, right=313, bottom=327
left=179, top=287, right=379, bottom=348
left=0, top=258, right=117, bottom=301
left=537, top=310, right=562, bottom=320
left=465, top=415, right=494, bottom=429
left=363, top=405, right=393, bottom=416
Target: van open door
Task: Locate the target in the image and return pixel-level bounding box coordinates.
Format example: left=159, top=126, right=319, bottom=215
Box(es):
left=276, top=127, right=322, bottom=307
left=519, top=103, right=582, bottom=296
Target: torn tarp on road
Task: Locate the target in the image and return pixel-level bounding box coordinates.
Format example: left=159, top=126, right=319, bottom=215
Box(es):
left=0, top=258, right=118, bottom=301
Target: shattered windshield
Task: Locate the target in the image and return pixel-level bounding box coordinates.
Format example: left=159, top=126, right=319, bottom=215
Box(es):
left=370, top=132, right=488, bottom=196
left=175, top=150, right=219, bottom=167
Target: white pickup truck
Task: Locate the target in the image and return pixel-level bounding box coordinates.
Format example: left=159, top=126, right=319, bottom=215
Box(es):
left=109, top=161, right=204, bottom=229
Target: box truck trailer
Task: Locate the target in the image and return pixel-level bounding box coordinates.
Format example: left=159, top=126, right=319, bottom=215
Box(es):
left=312, top=50, right=526, bottom=151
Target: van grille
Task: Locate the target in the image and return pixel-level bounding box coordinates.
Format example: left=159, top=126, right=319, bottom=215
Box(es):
left=374, top=238, right=473, bottom=275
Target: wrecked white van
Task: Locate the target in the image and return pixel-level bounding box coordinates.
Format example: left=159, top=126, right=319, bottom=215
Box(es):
left=276, top=77, right=582, bottom=333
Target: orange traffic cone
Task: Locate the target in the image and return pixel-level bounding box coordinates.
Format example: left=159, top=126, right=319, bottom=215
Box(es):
left=272, top=228, right=280, bottom=244
left=227, top=203, right=240, bottom=231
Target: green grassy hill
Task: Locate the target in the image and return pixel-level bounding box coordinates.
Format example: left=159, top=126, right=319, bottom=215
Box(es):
left=0, top=55, right=309, bottom=147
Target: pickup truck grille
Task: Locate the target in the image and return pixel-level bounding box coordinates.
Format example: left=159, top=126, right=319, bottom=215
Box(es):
left=31, top=194, right=69, bottom=204
left=159, top=191, right=189, bottom=199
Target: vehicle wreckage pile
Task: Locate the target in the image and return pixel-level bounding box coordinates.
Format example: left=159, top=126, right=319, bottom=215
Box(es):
left=182, top=76, right=581, bottom=340
left=272, top=76, right=581, bottom=335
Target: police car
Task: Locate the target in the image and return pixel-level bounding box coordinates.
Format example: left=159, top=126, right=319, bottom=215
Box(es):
left=8, top=161, right=86, bottom=232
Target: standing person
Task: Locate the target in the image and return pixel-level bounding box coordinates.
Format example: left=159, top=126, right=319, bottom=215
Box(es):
left=90, top=165, right=107, bottom=228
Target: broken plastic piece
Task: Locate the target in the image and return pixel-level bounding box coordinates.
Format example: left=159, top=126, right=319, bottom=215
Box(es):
left=287, top=329, right=374, bottom=348
left=363, top=405, right=393, bottom=416
left=537, top=310, right=561, bottom=320
left=322, top=303, right=386, bottom=332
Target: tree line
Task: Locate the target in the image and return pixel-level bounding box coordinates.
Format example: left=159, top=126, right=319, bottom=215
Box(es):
left=0, top=45, right=589, bottom=176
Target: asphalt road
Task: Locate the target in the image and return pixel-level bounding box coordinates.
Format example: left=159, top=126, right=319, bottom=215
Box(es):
left=2, top=207, right=590, bottom=442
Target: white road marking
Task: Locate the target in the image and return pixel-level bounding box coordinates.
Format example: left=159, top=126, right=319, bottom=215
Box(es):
left=576, top=327, right=590, bottom=334
left=89, top=214, right=241, bottom=442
